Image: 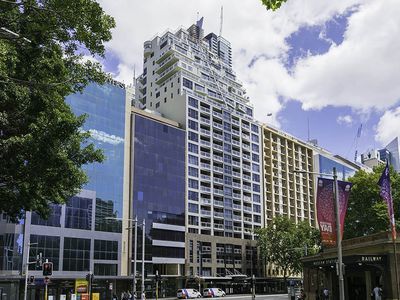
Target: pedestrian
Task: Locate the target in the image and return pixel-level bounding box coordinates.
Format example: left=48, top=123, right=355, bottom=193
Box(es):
left=372, top=284, right=383, bottom=300
left=322, top=287, right=329, bottom=300
left=141, top=291, right=146, bottom=300
left=298, top=289, right=306, bottom=299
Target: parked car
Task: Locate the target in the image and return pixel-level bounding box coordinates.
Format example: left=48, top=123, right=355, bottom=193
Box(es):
left=203, top=288, right=226, bottom=297
left=177, top=288, right=202, bottom=299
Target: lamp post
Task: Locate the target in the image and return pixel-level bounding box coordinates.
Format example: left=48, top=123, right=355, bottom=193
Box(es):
left=106, top=217, right=143, bottom=298
left=294, top=167, right=344, bottom=300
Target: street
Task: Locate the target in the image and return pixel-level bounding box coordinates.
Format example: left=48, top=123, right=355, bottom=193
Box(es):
left=148, top=294, right=288, bottom=300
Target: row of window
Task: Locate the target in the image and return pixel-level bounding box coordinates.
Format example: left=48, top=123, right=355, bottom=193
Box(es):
left=27, top=236, right=119, bottom=272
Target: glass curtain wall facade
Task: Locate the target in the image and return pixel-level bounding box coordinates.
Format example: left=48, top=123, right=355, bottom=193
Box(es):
left=317, top=155, right=357, bottom=180
left=0, top=81, right=129, bottom=300
left=132, top=112, right=186, bottom=279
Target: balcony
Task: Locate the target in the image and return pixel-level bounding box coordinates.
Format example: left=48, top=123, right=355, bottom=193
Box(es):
left=233, top=226, right=242, bottom=232
left=213, top=155, right=223, bottom=162
left=243, top=206, right=252, bottom=212
left=213, top=133, right=223, bottom=140
left=200, top=140, right=211, bottom=147
left=214, top=223, right=224, bottom=229
left=214, top=200, right=224, bottom=206
left=213, top=122, right=223, bottom=130
left=200, top=117, right=210, bottom=124
left=200, top=129, right=211, bottom=136
left=213, top=166, right=224, bottom=173
left=200, top=106, right=211, bottom=113
left=232, top=140, right=240, bottom=146
left=201, top=210, right=211, bottom=216
left=214, top=144, right=223, bottom=151
left=200, top=186, right=211, bottom=193
left=232, top=160, right=241, bottom=167
left=213, top=111, right=223, bottom=118
left=232, top=182, right=241, bottom=188
left=233, top=205, right=242, bottom=211
left=214, top=189, right=224, bottom=196
left=201, top=174, right=211, bottom=181
left=200, top=163, right=211, bottom=169
left=233, top=193, right=241, bottom=199
left=214, top=211, right=224, bottom=218
left=213, top=177, right=224, bottom=184
left=243, top=195, right=252, bottom=202
left=232, top=129, right=240, bottom=136
left=200, top=151, right=211, bottom=158
left=232, top=150, right=241, bottom=157
left=201, top=222, right=211, bottom=228
left=201, top=198, right=212, bottom=205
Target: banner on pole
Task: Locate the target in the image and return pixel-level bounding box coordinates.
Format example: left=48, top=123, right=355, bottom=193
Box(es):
left=378, top=161, right=396, bottom=240
left=316, top=178, right=352, bottom=247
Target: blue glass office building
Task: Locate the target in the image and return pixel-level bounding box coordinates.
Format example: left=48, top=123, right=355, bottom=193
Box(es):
left=131, top=109, right=186, bottom=289
left=316, top=154, right=357, bottom=180
left=0, top=81, right=130, bottom=300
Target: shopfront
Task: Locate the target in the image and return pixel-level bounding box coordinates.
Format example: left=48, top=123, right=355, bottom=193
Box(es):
left=302, top=232, right=399, bottom=300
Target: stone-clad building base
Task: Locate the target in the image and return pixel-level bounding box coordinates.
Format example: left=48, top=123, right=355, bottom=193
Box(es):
left=302, top=232, right=400, bottom=300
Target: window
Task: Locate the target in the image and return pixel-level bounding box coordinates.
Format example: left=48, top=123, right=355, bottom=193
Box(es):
left=224, top=165, right=232, bottom=174
left=224, top=187, right=232, bottom=196
left=252, top=153, right=259, bottom=162
left=224, top=144, right=231, bottom=153
left=224, top=176, right=232, bottom=185
left=224, top=133, right=231, bottom=142
left=188, top=203, right=199, bottom=213
left=188, top=120, right=198, bottom=130
left=224, top=154, right=231, bottom=164
left=188, top=155, right=198, bottom=166
left=253, top=194, right=260, bottom=203
left=188, top=131, right=198, bottom=142
left=171, top=82, right=174, bottom=88
left=252, top=143, right=259, bottom=152
left=188, top=191, right=199, bottom=201
left=63, top=238, right=90, bottom=271
left=189, top=179, right=199, bottom=189
left=224, top=122, right=231, bottom=131
left=188, top=167, right=198, bottom=177
left=188, top=143, right=198, bottom=154
left=188, top=97, right=198, bottom=108
left=171, top=93, right=173, bottom=99
left=253, top=204, right=261, bottom=213
left=188, top=108, right=198, bottom=119
left=253, top=184, right=260, bottom=193
left=183, top=78, right=193, bottom=89
left=94, top=263, right=117, bottom=276
left=94, top=240, right=118, bottom=260
left=189, top=215, right=199, bottom=226
left=252, top=174, right=260, bottom=182
left=65, top=196, right=92, bottom=230
left=252, top=163, right=260, bottom=173
left=164, top=97, right=167, bottom=103
left=156, top=102, right=160, bottom=108
left=251, top=133, right=259, bottom=143
left=156, top=91, right=160, bottom=98
left=164, top=86, right=167, bottom=92
left=31, top=204, right=61, bottom=227
left=29, top=235, right=60, bottom=271
left=251, top=124, right=258, bottom=133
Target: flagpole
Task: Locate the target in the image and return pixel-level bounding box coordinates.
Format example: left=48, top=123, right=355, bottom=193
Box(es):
left=392, top=236, right=400, bottom=300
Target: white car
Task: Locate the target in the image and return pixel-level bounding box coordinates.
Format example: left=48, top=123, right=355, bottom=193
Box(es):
left=203, top=288, right=226, bottom=297
left=177, top=288, right=202, bottom=299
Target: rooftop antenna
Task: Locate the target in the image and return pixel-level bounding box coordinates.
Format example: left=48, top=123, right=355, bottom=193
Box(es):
left=219, top=6, right=223, bottom=37
left=133, top=65, right=136, bottom=89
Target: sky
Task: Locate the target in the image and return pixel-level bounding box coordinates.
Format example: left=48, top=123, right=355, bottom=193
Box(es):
left=95, top=0, right=400, bottom=161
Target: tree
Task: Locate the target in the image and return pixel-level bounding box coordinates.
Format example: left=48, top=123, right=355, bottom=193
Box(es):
left=260, top=0, right=288, bottom=11
left=256, top=216, right=320, bottom=283
left=344, top=164, right=400, bottom=239
left=0, top=0, right=115, bottom=219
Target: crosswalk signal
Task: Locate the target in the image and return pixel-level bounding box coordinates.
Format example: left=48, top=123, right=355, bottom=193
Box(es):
left=42, top=262, right=53, bottom=276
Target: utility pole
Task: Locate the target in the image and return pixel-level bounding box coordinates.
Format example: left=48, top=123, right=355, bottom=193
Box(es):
left=133, top=216, right=138, bottom=298
left=24, top=242, right=38, bottom=300
left=155, top=270, right=159, bottom=300
left=252, top=274, right=255, bottom=300
left=333, top=167, right=345, bottom=300
left=141, top=219, right=145, bottom=299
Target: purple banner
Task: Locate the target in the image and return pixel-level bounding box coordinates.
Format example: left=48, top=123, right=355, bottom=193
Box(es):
left=316, top=178, right=352, bottom=247
left=378, top=161, right=396, bottom=240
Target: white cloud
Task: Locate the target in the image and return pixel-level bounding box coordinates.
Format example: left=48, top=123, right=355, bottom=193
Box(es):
left=337, top=115, right=353, bottom=125
left=375, top=106, right=400, bottom=146
left=97, top=0, right=400, bottom=121
left=88, top=129, right=124, bottom=145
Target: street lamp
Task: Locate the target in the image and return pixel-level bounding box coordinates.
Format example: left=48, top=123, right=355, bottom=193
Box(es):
left=106, top=217, right=145, bottom=298
left=294, top=167, right=344, bottom=300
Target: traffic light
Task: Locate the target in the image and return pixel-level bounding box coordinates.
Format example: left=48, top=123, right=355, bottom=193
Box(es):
left=28, top=275, right=35, bottom=284
left=42, top=262, right=53, bottom=276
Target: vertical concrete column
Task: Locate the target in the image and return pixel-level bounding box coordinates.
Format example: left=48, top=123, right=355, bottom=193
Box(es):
left=365, top=271, right=372, bottom=300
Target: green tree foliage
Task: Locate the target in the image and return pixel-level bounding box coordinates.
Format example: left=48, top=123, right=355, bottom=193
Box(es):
left=344, top=164, right=400, bottom=239
left=0, top=0, right=115, bottom=219
left=256, top=216, right=320, bottom=282
left=260, top=0, right=288, bottom=11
